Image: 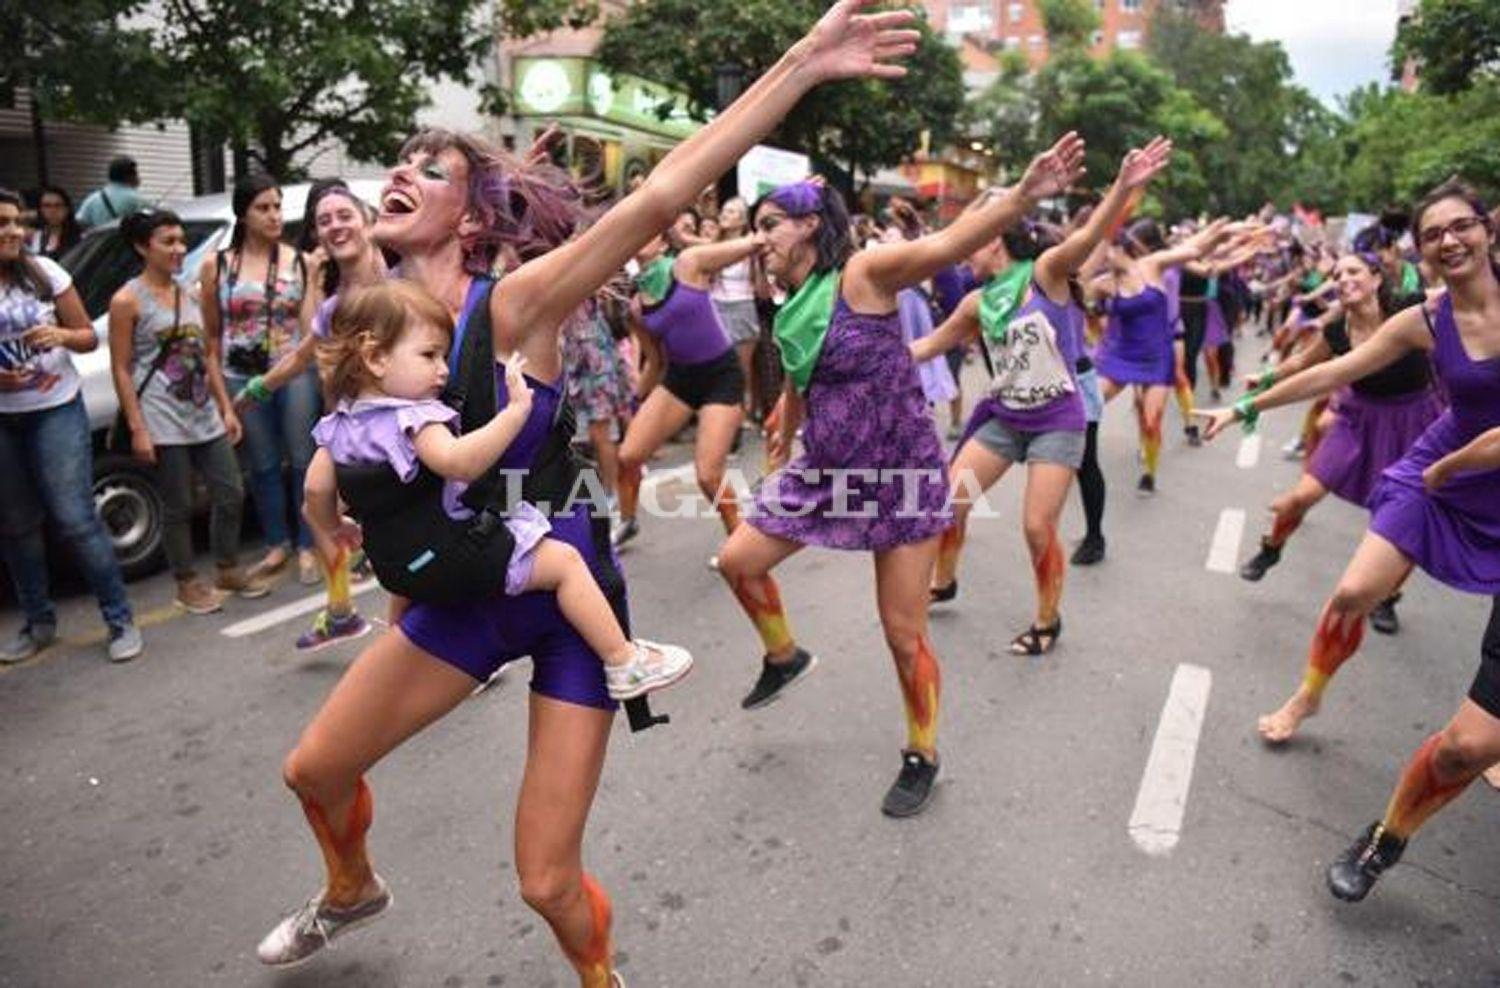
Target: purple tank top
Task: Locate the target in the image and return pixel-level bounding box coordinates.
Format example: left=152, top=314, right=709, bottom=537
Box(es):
left=981, top=284, right=1087, bottom=433
left=1429, top=293, right=1500, bottom=440
left=640, top=280, right=733, bottom=365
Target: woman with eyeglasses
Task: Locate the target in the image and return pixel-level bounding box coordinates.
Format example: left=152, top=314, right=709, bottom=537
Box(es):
left=0, top=188, right=141, bottom=664
left=715, top=134, right=1085, bottom=819
left=201, top=174, right=314, bottom=586
left=917, top=139, right=1173, bottom=657
left=1199, top=180, right=1500, bottom=902
left=28, top=186, right=83, bottom=260
left=1234, top=252, right=1439, bottom=637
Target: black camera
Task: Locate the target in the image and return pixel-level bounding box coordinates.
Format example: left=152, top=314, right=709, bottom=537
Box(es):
left=226, top=345, right=270, bottom=376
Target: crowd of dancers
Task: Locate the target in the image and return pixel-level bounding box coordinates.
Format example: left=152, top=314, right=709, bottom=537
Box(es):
left=1, top=3, right=1494, bottom=983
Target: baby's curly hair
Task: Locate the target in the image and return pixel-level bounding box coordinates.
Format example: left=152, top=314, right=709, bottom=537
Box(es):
left=319, top=281, right=454, bottom=403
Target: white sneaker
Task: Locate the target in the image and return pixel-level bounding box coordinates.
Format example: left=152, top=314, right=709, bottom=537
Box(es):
left=257, top=876, right=392, bottom=967
left=605, top=639, right=694, bottom=700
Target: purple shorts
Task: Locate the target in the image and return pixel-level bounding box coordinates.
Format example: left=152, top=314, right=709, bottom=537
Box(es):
left=399, top=503, right=619, bottom=711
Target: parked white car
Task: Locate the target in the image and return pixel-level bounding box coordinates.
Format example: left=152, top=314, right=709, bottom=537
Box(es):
left=59, top=180, right=384, bottom=578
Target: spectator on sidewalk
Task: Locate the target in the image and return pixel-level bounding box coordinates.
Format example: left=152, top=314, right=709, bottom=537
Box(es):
left=0, top=188, right=143, bottom=663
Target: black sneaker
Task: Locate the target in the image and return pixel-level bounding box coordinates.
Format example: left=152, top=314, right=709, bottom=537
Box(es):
left=1327, top=822, right=1406, bottom=902
left=740, top=648, right=818, bottom=710
left=1185, top=425, right=1202, bottom=447
left=1136, top=473, right=1156, bottom=496
left=1369, top=594, right=1401, bottom=635
left=1070, top=537, right=1105, bottom=566
left=881, top=750, right=939, bottom=818
left=929, top=580, right=958, bottom=604
left=1239, top=539, right=1282, bottom=582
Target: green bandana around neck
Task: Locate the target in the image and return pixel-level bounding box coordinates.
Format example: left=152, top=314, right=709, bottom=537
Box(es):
left=979, top=260, right=1034, bottom=343
left=773, top=268, right=840, bottom=393
left=635, top=254, right=675, bottom=305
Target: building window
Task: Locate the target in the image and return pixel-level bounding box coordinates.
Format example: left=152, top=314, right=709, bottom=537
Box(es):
left=948, top=1, right=993, bottom=34
left=1004, top=36, right=1022, bottom=50
left=1008, top=2, right=1024, bottom=24
left=1121, top=0, right=1142, bottom=11
left=1091, top=30, right=1104, bottom=46
left=1029, top=34, right=1044, bottom=49
left=1117, top=29, right=1142, bottom=49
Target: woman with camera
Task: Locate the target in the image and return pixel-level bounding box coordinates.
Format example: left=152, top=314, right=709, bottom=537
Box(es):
left=200, top=174, right=317, bottom=585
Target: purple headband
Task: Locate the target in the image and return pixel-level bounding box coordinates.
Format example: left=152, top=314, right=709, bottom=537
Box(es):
left=765, top=181, right=823, bottom=217
left=1355, top=250, right=1383, bottom=274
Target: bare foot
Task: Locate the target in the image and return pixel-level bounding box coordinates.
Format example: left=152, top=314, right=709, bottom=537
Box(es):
left=1483, top=764, right=1500, bottom=791
left=1257, top=690, right=1319, bottom=744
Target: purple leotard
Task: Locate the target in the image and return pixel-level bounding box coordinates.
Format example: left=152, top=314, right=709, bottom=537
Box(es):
left=640, top=279, right=733, bottom=365
left=1093, top=287, right=1175, bottom=386
left=1368, top=293, right=1500, bottom=593
left=398, top=280, right=620, bottom=710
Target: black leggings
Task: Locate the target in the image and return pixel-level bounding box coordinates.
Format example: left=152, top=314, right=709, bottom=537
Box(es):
left=1077, top=422, right=1106, bottom=542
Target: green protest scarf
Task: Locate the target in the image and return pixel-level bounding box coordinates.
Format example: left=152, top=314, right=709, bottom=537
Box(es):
left=978, top=260, right=1034, bottom=343
left=773, top=268, right=839, bottom=394
left=635, top=254, right=675, bottom=305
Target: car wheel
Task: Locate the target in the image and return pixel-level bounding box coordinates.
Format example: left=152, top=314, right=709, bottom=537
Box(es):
left=92, top=454, right=166, bottom=581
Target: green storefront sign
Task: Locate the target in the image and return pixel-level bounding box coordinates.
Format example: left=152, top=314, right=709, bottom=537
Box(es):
left=512, top=57, right=707, bottom=140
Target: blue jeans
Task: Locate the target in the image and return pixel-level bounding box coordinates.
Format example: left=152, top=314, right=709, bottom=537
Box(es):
left=0, top=395, right=134, bottom=632
left=227, top=369, right=319, bottom=551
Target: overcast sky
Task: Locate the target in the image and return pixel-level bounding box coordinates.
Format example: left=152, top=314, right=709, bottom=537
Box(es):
left=1223, top=0, right=1400, bottom=108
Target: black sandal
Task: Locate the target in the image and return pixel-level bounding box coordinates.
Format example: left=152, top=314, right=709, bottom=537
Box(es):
left=1009, top=618, right=1062, bottom=656
left=929, top=580, right=958, bottom=604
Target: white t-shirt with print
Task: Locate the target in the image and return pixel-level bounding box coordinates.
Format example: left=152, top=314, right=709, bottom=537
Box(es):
left=0, top=256, right=81, bottom=414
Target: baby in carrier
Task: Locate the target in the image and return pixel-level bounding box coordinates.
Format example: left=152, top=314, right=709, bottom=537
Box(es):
left=303, top=281, right=692, bottom=700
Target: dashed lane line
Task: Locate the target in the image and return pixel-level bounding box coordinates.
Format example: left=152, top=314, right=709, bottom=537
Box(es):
left=1205, top=508, right=1245, bottom=575
left=1128, top=663, right=1213, bottom=856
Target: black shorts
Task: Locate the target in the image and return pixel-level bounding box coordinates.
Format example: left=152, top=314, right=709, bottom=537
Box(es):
left=663, top=349, right=745, bottom=410
left=1467, top=598, right=1500, bottom=719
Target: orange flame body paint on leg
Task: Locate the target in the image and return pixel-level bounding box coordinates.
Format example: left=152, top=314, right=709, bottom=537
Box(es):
left=561, top=872, right=614, bottom=988
left=1301, top=603, right=1364, bottom=699
left=714, top=482, right=742, bottom=535
left=1033, top=527, right=1064, bottom=626
left=1381, top=733, right=1478, bottom=839
left=300, top=777, right=375, bottom=906
left=617, top=462, right=642, bottom=522
left=1174, top=372, right=1195, bottom=423
left=729, top=573, right=793, bottom=655
left=322, top=546, right=352, bottom=617
left=895, top=635, right=941, bottom=755
left=1141, top=412, right=1163, bottom=478
left=934, top=522, right=965, bottom=590
left=1301, top=398, right=1329, bottom=459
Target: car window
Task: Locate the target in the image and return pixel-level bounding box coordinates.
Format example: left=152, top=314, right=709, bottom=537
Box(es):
left=61, top=221, right=226, bottom=319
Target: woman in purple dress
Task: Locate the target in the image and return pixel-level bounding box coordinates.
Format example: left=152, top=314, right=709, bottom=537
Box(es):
left=914, top=139, right=1175, bottom=655
left=1235, top=252, right=1440, bottom=638
left=1201, top=181, right=1500, bottom=903
left=714, top=134, right=1086, bottom=819
left=256, top=4, right=923, bottom=983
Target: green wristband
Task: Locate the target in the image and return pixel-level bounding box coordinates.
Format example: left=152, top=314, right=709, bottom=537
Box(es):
left=1233, top=395, right=1260, bottom=434
left=1253, top=369, right=1276, bottom=394
left=242, top=376, right=271, bottom=403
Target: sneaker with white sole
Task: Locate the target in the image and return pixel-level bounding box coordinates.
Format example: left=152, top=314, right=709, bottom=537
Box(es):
left=604, top=639, right=694, bottom=700
left=295, top=610, right=372, bottom=652
left=0, top=622, right=56, bottom=663
left=257, top=876, right=392, bottom=968
left=107, top=624, right=144, bottom=663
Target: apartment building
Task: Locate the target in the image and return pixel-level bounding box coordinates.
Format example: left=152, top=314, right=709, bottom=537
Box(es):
left=925, top=0, right=1224, bottom=69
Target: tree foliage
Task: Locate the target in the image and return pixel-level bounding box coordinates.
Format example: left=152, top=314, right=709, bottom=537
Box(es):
left=1394, top=0, right=1500, bottom=96
left=596, top=0, right=965, bottom=194
left=1038, top=0, right=1100, bottom=51
left=10, top=0, right=501, bottom=179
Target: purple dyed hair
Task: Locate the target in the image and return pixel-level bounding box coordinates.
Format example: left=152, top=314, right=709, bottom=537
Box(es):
left=397, top=128, right=592, bottom=275
left=764, top=181, right=823, bottom=217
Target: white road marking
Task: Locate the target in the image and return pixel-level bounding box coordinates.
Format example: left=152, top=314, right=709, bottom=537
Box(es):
left=1128, top=663, right=1213, bottom=856
left=220, top=580, right=381, bottom=638
left=1235, top=434, right=1261, bottom=469
left=639, top=463, right=697, bottom=492
left=1204, top=508, right=1245, bottom=574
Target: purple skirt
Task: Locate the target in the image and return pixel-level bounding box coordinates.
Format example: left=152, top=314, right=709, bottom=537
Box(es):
left=1369, top=411, right=1500, bottom=594
left=1094, top=332, right=1174, bottom=386
left=1308, top=387, right=1444, bottom=508
left=1204, top=300, right=1229, bottom=349
left=751, top=303, right=950, bottom=551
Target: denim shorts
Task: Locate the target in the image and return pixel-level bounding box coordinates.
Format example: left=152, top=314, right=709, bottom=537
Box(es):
left=972, top=419, right=1085, bottom=469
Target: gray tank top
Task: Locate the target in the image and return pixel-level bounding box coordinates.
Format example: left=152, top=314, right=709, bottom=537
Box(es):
left=128, top=276, right=224, bottom=445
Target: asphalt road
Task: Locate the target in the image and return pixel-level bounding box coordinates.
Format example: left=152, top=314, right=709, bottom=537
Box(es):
left=3, top=360, right=1498, bottom=988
